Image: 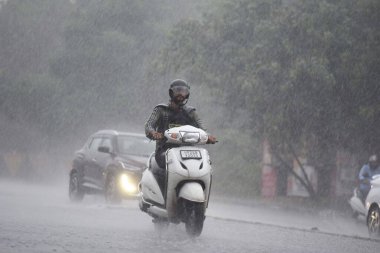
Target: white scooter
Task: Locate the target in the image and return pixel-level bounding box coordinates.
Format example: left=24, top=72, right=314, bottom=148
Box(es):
left=138, top=125, right=213, bottom=237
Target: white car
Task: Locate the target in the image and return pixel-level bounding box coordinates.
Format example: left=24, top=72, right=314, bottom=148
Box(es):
left=366, top=175, right=380, bottom=237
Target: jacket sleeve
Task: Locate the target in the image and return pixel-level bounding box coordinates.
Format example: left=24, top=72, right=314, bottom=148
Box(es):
left=145, top=107, right=161, bottom=139
left=188, top=109, right=205, bottom=131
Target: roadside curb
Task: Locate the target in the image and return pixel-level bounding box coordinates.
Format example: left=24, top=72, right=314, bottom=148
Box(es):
left=210, top=194, right=351, bottom=217
left=206, top=214, right=379, bottom=243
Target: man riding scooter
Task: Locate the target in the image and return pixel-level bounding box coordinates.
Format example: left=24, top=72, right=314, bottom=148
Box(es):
left=358, top=155, right=380, bottom=203
left=144, top=79, right=216, bottom=192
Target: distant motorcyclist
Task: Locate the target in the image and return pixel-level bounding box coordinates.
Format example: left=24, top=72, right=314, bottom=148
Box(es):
left=144, top=79, right=216, bottom=189
left=358, top=154, right=380, bottom=202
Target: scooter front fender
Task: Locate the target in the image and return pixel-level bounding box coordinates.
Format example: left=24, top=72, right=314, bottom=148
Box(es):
left=178, top=182, right=205, bottom=202
left=349, top=195, right=366, bottom=215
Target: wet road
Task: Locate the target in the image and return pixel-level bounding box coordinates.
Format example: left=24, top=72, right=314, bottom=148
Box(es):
left=0, top=180, right=378, bottom=253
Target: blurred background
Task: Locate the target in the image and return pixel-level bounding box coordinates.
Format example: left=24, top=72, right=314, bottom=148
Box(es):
left=0, top=0, right=379, bottom=208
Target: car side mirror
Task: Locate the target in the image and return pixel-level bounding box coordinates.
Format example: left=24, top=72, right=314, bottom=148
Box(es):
left=98, top=146, right=111, bottom=154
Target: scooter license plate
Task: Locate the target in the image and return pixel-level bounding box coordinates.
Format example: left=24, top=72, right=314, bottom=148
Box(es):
left=180, top=150, right=202, bottom=159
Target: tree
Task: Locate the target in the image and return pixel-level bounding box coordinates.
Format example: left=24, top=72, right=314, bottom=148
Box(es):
left=152, top=0, right=380, bottom=198
left=0, top=0, right=70, bottom=146
left=48, top=0, right=213, bottom=137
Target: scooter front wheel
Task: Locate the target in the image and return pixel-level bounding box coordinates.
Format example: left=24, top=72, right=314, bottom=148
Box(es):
left=368, top=205, right=380, bottom=237
left=185, top=201, right=205, bottom=237
left=153, top=218, right=169, bottom=234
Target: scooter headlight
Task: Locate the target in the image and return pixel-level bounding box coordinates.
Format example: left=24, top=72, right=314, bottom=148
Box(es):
left=119, top=174, right=137, bottom=194
left=180, top=131, right=200, bottom=143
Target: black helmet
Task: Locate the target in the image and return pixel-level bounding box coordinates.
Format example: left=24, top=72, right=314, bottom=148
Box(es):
left=369, top=155, right=378, bottom=163
left=169, top=79, right=190, bottom=106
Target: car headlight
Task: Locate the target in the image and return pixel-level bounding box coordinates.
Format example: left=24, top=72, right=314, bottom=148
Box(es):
left=119, top=174, right=137, bottom=194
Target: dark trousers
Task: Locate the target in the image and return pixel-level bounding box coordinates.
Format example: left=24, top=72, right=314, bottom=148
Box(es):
left=154, top=151, right=166, bottom=194
left=359, top=184, right=370, bottom=203
left=155, top=151, right=166, bottom=169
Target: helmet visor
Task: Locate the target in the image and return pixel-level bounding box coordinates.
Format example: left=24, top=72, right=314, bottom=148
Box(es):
left=171, top=86, right=189, bottom=97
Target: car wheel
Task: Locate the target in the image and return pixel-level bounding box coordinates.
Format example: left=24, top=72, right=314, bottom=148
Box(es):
left=69, top=171, right=84, bottom=202
left=367, top=205, right=380, bottom=237
left=105, top=174, right=121, bottom=204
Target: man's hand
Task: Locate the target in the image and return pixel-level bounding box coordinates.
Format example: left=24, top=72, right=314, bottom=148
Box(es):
left=150, top=131, right=164, bottom=140
left=207, top=135, right=217, bottom=144
left=361, top=178, right=370, bottom=185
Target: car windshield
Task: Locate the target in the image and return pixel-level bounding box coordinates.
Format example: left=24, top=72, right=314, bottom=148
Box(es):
left=117, top=135, right=155, bottom=157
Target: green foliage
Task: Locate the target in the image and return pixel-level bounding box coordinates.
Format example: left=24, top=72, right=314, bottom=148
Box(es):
left=0, top=0, right=70, bottom=139
left=0, top=0, right=214, bottom=149
left=211, top=127, right=262, bottom=197
left=153, top=0, right=380, bottom=196
left=49, top=1, right=158, bottom=123
left=0, top=0, right=69, bottom=77
left=159, top=0, right=380, bottom=152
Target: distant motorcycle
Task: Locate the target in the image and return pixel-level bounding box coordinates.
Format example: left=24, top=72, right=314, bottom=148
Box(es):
left=349, top=175, right=379, bottom=218
left=138, top=125, right=213, bottom=237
